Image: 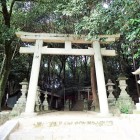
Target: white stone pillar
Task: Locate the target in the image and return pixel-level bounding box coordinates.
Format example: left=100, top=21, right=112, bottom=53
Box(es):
left=93, top=41, right=109, bottom=115
left=24, top=40, right=43, bottom=115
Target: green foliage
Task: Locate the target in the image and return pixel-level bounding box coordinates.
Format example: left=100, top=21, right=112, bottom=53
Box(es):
left=116, top=98, right=134, bottom=114
left=125, top=19, right=140, bottom=41
left=120, top=106, right=130, bottom=114
left=0, top=24, right=16, bottom=43
left=55, top=0, right=140, bottom=67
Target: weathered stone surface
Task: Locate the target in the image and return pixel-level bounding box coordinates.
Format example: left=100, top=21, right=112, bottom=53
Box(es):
left=0, top=120, right=18, bottom=140
left=0, top=111, right=10, bottom=126
left=5, top=112, right=140, bottom=140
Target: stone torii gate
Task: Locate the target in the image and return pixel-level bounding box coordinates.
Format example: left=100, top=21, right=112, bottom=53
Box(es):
left=16, top=32, right=120, bottom=116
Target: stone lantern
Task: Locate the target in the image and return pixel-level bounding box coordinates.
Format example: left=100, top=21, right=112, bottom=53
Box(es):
left=117, top=74, right=128, bottom=98
left=106, top=79, right=116, bottom=106
left=10, top=79, right=28, bottom=117
left=116, top=74, right=135, bottom=114
left=19, top=78, right=28, bottom=104
left=106, top=79, right=115, bottom=98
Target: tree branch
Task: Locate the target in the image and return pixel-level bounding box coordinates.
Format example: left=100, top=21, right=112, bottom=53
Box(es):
left=9, top=0, right=16, bottom=17
left=0, top=54, right=6, bottom=77
left=1, top=0, right=10, bottom=27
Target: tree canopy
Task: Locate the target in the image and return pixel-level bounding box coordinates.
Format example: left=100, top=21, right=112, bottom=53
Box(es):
left=0, top=0, right=140, bottom=110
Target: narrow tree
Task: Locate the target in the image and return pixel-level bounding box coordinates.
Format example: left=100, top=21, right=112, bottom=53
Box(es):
left=0, top=0, right=16, bottom=111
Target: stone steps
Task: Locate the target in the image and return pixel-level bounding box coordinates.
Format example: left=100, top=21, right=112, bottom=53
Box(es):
left=5, top=112, right=140, bottom=140
left=9, top=128, right=122, bottom=140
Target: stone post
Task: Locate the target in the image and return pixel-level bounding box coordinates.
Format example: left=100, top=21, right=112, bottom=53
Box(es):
left=93, top=41, right=109, bottom=115
left=43, top=92, right=49, bottom=111
left=116, top=74, right=135, bottom=114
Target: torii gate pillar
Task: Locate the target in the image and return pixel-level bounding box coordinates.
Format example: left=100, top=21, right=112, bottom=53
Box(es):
left=24, top=39, right=43, bottom=115
left=93, top=40, right=109, bottom=115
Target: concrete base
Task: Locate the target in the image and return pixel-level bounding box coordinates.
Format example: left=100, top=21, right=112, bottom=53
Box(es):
left=20, top=112, right=37, bottom=117
left=133, top=109, right=140, bottom=114
left=2, top=111, right=138, bottom=140
left=136, top=103, right=140, bottom=110
left=97, top=112, right=113, bottom=117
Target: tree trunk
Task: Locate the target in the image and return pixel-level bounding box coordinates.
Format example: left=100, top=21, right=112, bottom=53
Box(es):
left=63, top=58, right=66, bottom=86
left=0, top=50, right=12, bottom=111
left=90, top=56, right=99, bottom=111
left=84, top=56, right=88, bottom=80
left=0, top=69, right=11, bottom=111
left=0, top=0, right=15, bottom=111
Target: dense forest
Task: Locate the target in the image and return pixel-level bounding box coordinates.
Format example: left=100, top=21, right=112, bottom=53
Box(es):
left=0, top=0, right=140, bottom=111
